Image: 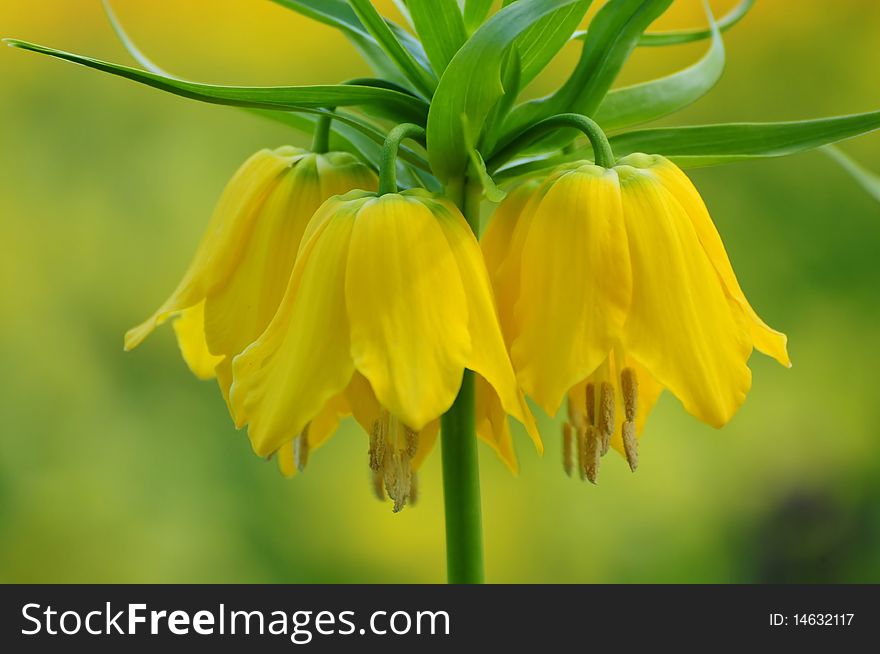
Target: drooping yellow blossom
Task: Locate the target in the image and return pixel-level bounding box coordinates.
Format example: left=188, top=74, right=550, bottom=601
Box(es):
left=230, top=189, right=540, bottom=510
left=124, top=146, right=377, bottom=405
left=483, top=153, right=790, bottom=482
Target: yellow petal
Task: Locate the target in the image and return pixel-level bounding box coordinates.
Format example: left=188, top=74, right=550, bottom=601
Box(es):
left=203, top=157, right=322, bottom=374
left=510, top=165, right=632, bottom=416
left=276, top=392, right=351, bottom=478
left=230, top=198, right=358, bottom=457
left=484, top=180, right=550, bottom=348
left=205, top=154, right=377, bottom=400
left=124, top=148, right=296, bottom=351
left=617, top=160, right=752, bottom=428
left=346, top=194, right=471, bottom=431
left=412, top=419, right=439, bottom=471
left=170, top=300, right=223, bottom=380
left=474, top=375, right=519, bottom=473
left=650, top=157, right=791, bottom=367
left=427, top=193, right=541, bottom=454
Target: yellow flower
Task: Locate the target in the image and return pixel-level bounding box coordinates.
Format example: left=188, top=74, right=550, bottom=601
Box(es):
left=483, top=153, right=790, bottom=481
left=124, top=146, right=377, bottom=406
left=230, top=189, right=540, bottom=510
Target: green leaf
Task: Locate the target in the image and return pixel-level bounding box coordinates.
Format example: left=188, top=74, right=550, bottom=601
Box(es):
left=609, top=111, right=880, bottom=167
left=463, top=0, right=495, bottom=33
left=516, top=1, right=592, bottom=88
left=570, top=0, right=753, bottom=46
left=270, top=0, right=428, bottom=89
left=4, top=39, right=429, bottom=124
left=482, top=46, right=523, bottom=153
left=499, top=0, right=673, bottom=152
left=349, top=0, right=437, bottom=98
left=426, top=0, right=587, bottom=184
left=822, top=145, right=880, bottom=203
left=637, top=0, right=753, bottom=46
left=462, top=116, right=507, bottom=202
left=495, top=111, right=880, bottom=180
left=595, top=0, right=723, bottom=130
left=407, top=0, right=468, bottom=76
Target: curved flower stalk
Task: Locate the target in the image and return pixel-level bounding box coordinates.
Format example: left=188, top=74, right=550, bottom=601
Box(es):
left=484, top=149, right=790, bottom=482
left=230, top=188, right=540, bottom=511
left=124, top=146, right=377, bottom=406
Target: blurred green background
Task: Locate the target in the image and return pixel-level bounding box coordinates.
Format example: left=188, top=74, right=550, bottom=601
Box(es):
left=1, top=0, right=878, bottom=583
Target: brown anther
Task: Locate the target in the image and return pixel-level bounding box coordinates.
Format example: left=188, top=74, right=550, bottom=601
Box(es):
left=371, top=468, right=385, bottom=501
left=294, top=430, right=310, bottom=472
left=405, top=428, right=419, bottom=458
left=585, top=383, right=596, bottom=426
left=567, top=396, right=585, bottom=431
left=387, top=461, right=411, bottom=513
left=599, top=382, right=615, bottom=438
left=584, top=427, right=601, bottom=484
left=622, top=421, right=639, bottom=472
left=621, top=367, right=638, bottom=422
left=368, top=421, right=383, bottom=471
left=576, top=428, right=586, bottom=481
left=562, top=423, right=574, bottom=477
left=409, top=472, right=419, bottom=506
left=600, top=428, right=611, bottom=457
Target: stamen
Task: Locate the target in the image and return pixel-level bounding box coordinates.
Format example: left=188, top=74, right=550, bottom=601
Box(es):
left=371, top=468, right=385, bottom=501
left=622, top=421, right=639, bottom=472
left=567, top=396, right=585, bottom=431
left=405, top=428, right=419, bottom=458
left=368, top=420, right=383, bottom=471
left=409, top=472, right=419, bottom=506
left=598, top=382, right=615, bottom=457
left=585, top=383, right=596, bottom=426
left=621, top=367, right=638, bottom=422
left=370, top=412, right=419, bottom=512
left=562, top=423, right=574, bottom=477
left=600, top=430, right=611, bottom=457
left=584, top=426, right=601, bottom=484
left=576, top=427, right=586, bottom=481
left=294, top=429, right=310, bottom=472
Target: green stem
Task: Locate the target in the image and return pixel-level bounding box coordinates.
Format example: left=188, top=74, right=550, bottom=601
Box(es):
left=378, top=123, right=426, bottom=195
left=440, top=178, right=484, bottom=584
left=311, top=113, right=332, bottom=154
left=487, top=112, right=616, bottom=172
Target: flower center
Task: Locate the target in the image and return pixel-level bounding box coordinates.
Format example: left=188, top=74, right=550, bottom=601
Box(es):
left=369, top=411, right=419, bottom=512
left=563, top=358, right=639, bottom=483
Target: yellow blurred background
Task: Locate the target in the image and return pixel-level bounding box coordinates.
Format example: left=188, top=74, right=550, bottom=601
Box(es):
left=1, top=0, right=878, bottom=583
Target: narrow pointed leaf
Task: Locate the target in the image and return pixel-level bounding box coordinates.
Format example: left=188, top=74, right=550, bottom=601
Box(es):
left=571, top=0, right=754, bottom=47
left=349, top=0, right=437, bottom=98
left=637, top=0, right=753, bottom=46
left=516, top=1, right=592, bottom=87
left=4, top=39, right=428, bottom=124
left=494, top=110, right=880, bottom=180
left=426, top=0, right=587, bottom=183
left=270, top=0, right=428, bottom=89
left=499, top=0, right=673, bottom=151
left=823, top=145, right=880, bottom=202
left=463, top=0, right=495, bottom=32
left=595, top=0, right=723, bottom=130
left=609, top=111, right=880, bottom=167
left=407, top=0, right=468, bottom=76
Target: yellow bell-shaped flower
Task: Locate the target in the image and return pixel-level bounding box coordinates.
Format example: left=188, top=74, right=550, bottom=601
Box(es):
left=483, top=153, right=790, bottom=481
left=124, top=146, right=377, bottom=405
left=230, top=189, right=540, bottom=510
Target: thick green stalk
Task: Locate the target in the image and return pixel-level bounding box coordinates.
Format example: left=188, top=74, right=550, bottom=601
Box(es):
left=378, top=122, right=426, bottom=195
left=311, top=113, right=332, bottom=154
left=487, top=112, right=616, bottom=172
left=440, top=178, right=484, bottom=584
